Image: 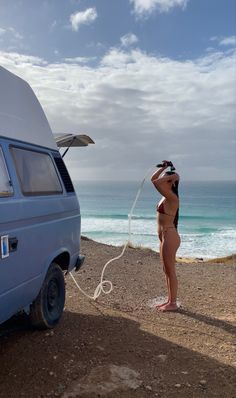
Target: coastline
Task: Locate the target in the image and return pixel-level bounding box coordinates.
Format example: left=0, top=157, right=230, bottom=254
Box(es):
left=81, top=235, right=236, bottom=265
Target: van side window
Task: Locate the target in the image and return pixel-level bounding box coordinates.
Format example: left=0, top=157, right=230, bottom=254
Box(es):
left=11, top=147, right=63, bottom=196
left=53, top=156, right=75, bottom=193
left=0, top=147, right=13, bottom=197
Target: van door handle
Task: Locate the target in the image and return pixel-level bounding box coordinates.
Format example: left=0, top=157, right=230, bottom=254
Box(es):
left=9, top=237, right=18, bottom=252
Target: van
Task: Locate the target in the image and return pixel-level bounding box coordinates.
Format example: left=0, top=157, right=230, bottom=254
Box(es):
left=0, top=66, right=94, bottom=328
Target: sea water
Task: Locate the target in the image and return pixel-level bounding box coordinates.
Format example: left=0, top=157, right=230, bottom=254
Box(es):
left=75, top=180, right=236, bottom=259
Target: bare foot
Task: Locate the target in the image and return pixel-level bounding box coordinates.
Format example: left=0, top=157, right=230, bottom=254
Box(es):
left=155, top=301, right=169, bottom=309
left=158, top=302, right=179, bottom=312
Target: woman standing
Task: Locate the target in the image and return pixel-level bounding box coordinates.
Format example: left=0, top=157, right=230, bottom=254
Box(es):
left=151, top=160, right=181, bottom=311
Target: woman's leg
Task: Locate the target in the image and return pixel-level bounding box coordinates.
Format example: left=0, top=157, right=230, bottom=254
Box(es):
left=156, top=235, right=170, bottom=308
left=159, top=229, right=180, bottom=311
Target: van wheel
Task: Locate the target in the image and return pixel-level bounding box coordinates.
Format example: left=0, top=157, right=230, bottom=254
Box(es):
left=30, top=263, right=65, bottom=329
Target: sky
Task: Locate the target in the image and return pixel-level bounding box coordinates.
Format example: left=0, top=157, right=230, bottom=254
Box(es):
left=0, top=0, right=236, bottom=181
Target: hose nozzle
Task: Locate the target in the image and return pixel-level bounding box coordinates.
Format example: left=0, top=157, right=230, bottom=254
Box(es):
left=156, top=161, right=176, bottom=171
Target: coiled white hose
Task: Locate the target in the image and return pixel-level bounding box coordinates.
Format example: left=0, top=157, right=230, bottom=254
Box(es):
left=69, top=167, right=154, bottom=300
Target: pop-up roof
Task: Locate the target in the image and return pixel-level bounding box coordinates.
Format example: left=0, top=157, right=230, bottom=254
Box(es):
left=55, top=134, right=95, bottom=147
left=0, top=66, right=57, bottom=150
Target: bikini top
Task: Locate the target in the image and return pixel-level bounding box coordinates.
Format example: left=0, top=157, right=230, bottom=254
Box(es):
left=157, top=201, right=173, bottom=216
left=157, top=201, right=179, bottom=229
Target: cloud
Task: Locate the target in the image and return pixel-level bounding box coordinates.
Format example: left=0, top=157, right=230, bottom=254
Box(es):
left=0, top=28, right=6, bottom=36
left=120, top=33, right=139, bottom=47
left=210, top=35, right=236, bottom=47
left=130, top=0, right=188, bottom=17
left=219, top=36, right=236, bottom=47
left=50, top=20, right=57, bottom=31
left=0, top=46, right=235, bottom=181
left=0, top=26, right=23, bottom=40
left=64, top=56, right=97, bottom=64
left=70, top=8, right=97, bottom=31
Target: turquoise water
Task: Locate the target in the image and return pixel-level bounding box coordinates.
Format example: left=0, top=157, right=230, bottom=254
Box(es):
left=75, top=180, right=236, bottom=259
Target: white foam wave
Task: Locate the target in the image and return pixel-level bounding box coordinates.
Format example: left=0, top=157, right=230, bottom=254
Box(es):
left=82, top=217, right=236, bottom=259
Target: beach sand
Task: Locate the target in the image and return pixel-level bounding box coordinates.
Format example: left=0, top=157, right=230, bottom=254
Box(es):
left=0, top=237, right=235, bottom=397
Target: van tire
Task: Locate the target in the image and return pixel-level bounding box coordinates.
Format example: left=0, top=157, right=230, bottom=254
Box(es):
left=30, top=263, right=65, bottom=329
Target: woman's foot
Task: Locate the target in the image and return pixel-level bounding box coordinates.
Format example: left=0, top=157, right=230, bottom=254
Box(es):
left=158, top=302, right=179, bottom=312
left=155, top=301, right=169, bottom=309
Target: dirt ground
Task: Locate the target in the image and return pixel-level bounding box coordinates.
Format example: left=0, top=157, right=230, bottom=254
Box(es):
left=0, top=237, right=235, bottom=398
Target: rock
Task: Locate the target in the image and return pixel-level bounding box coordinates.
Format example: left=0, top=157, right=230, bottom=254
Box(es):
left=96, top=345, right=105, bottom=351
left=158, top=354, right=167, bottom=362
left=62, top=364, right=142, bottom=396
left=146, top=385, right=152, bottom=390
left=175, top=384, right=181, bottom=388
left=199, top=380, right=207, bottom=386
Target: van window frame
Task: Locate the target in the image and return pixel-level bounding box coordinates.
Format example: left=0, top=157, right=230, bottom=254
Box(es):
left=10, top=145, right=63, bottom=197
left=0, top=146, right=14, bottom=197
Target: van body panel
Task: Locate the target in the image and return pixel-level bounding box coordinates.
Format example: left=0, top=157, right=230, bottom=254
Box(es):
left=0, top=67, right=88, bottom=327
left=0, top=275, right=42, bottom=324
left=0, top=138, right=81, bottom=325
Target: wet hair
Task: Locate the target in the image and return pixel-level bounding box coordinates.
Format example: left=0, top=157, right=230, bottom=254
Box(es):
left=164, top=171, right=179, bottom=229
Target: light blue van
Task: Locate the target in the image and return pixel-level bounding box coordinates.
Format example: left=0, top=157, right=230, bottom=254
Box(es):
left=0, top=66, right=94, bottom=329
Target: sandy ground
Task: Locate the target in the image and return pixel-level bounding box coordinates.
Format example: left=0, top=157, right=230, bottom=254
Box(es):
left=0, top=237, right=235, bottom=398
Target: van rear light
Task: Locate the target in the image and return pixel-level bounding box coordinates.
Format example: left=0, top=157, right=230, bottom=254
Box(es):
left=53, top=156, right=75, bottom=193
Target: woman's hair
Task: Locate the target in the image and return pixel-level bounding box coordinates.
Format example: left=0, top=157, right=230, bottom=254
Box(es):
left=165, top=171, right=179, bottom=229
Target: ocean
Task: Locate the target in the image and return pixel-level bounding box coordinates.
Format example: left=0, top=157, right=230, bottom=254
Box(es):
left=75, top=180, right=236, bottom=259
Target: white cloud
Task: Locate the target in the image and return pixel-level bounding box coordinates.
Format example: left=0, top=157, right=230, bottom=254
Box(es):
left=0, top=46, right=235, bottom=181
left=70, top=8, right=97, bottom=31
left=121, top=33, right=139, bottom=47
left=0, top=28, right=6, bottom=36
left=9, top=27, right=23, bottom=40
left=50, top=20, right=57, bottom=31
left=130, top=0, right=188, bottom=17
left=0, top=26, right=23, bottom=40
left=211, top=35, right=236, bottom=47
left=219, top=36, right=236, bottom=47
left=64, top=56, right=97, bottom=64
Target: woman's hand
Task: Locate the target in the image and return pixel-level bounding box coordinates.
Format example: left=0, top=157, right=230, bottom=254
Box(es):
left=159, top=160, right=172, bottom=169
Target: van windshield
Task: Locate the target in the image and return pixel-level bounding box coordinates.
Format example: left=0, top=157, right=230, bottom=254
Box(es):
left=0, top=147, right=13, bottom=197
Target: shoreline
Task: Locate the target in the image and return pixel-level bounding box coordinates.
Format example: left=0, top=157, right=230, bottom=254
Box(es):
left=81, top=235, right=236, bottom=265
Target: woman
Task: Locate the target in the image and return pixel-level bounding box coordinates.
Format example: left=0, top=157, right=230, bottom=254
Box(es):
left=151, top=160, right=181, bottom=312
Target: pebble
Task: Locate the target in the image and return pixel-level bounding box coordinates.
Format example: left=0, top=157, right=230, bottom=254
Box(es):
left=199, top=380, right=207, bottom=385
left=96, top=345, right=105, bottom=351
left=158, top=354, right=167, bottom=362
left=146, top=385, right=152, bottom=391
left=175, top=384, right=181, bottom=388
left=45, top=331, right=54, bottom=337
